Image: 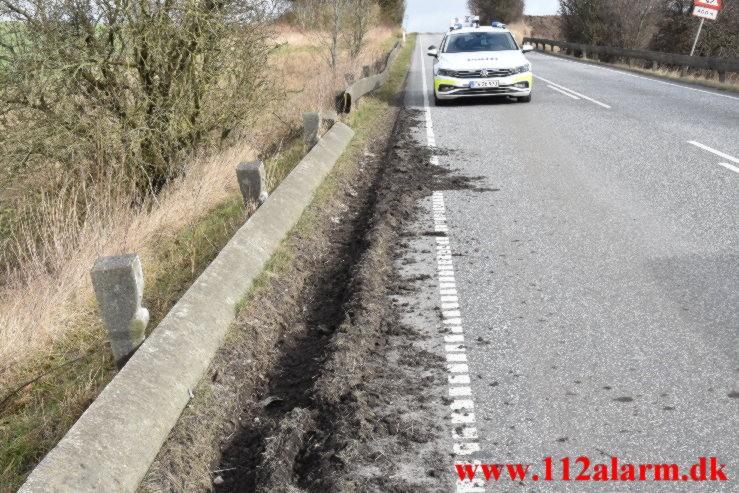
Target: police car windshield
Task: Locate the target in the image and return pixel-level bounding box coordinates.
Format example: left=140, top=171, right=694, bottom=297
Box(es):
left=444, top=32, right=518, bottom=53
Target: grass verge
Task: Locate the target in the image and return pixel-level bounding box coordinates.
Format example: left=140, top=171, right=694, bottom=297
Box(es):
left=0, top=138, right=307, bottom=493
left=537, top=48, right=739, bottom=93
left=0, top=33, right=408, bottom=492
left=138, top=33, right=417, bottom=493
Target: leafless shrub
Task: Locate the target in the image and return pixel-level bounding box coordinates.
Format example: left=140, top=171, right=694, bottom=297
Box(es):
left=0, top=0, right=275, bottom=195
left=286, top=0, right=381, bottom=68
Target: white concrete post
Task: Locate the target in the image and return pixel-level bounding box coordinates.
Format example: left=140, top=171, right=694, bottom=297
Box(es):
left=90, top=254, right=149, bottom=368
left=236, top=161, right=267, bottom=206
left=303, top=112, right=322, bottom=153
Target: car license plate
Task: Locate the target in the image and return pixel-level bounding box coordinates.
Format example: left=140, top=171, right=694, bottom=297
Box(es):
left=470, top=80, right=498, bottom=88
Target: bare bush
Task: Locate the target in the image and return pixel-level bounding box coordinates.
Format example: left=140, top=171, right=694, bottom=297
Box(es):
left=0, top=0, right=275, bottom=195
left=558, top=0, right=738, bottom=56
left=287, top=0, right=384, bottom=68
left=652, top=0, right=739, bottom=57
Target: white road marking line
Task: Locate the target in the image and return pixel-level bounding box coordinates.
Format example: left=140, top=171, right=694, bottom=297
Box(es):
left=719, top=163, right=739, bottom=175
left=420, top=42, right=484, bottom=492
left=449, top=374, right=471, bottom=384
left=452, top=412, right=477, bottom=424
left=535, top=52, right=739, bottom=102
left=688, top=140, right=739, bottom=165
left=454, top=443, right=482, bottom=455
left=547, top=84, right=580, bottom=100
left=453, top=426, right=479, bottom=440
left=534, top=74, right=612, bottom=108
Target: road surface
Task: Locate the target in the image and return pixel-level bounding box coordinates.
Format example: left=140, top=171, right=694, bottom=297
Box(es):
left=403, top=34, right=739, bottom=492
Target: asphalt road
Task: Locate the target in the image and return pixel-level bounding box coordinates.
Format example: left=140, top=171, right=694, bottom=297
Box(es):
left=405, top=34, right=739, bottom=492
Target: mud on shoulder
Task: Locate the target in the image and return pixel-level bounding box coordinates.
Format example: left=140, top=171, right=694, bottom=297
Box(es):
left=140, top=109, right=465, bottom=493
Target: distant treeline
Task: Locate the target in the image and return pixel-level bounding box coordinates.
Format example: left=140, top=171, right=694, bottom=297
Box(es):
left=559, top=0, right=738, bottom=58
left=466, top=0, right=737, bottom=58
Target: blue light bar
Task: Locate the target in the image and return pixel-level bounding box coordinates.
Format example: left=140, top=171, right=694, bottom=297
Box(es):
left=492, top=22, right=504, bottom=27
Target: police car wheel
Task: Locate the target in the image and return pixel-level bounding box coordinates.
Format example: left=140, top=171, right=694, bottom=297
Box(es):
left=517, top=95, right=532, bottom=103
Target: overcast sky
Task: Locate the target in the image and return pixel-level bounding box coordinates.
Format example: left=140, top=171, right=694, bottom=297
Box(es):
left=405, top=0, right=559, bottom=33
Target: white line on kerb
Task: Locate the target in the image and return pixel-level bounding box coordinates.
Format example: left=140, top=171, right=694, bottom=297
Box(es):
left=420, top=41, right=485, bottom=493
left=534, top=74, right=612, bottom=108
left=547, top=84, right=580, bottom=100
left=688, top=141, right=739, bottom=165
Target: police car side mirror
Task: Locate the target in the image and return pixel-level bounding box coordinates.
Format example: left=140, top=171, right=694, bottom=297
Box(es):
left=521, top=44, right=534, bottom=53
left=427, top=46, right=438, bottom=57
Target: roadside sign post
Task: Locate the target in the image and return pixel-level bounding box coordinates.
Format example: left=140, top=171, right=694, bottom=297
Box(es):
left=689, top=18, right=705, bottom=57
left=684, top=0, right=721, bottom=75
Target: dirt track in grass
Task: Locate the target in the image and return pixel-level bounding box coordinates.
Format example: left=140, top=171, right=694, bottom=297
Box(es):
left=215, top=107, right=448, bottom=493
left=141, top=102, right=481, bottom=492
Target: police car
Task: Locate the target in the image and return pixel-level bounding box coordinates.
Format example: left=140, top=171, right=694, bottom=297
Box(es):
left=427, top=20, right=534, bottom=105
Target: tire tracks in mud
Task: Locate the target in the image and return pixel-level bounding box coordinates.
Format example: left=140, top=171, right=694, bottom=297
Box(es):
left=142, top=107, right=491, bottom=493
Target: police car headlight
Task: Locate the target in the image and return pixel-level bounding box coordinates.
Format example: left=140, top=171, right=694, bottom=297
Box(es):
left=438, top=69, right=456, bottom=77
left=512, top=64, right=531, bottom=74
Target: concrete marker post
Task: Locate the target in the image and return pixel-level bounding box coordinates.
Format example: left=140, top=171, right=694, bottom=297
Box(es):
left=90, top=254, right=149, bottom=368
left=236, top=161, right=267, bottom=206
left=303, top=112, right=322, bottom=154
left=321, top=110, right=339, bottom=125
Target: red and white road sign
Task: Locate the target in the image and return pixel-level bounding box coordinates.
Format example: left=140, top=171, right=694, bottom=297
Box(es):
left=693, top=6, right=719, bottom=20
left=694, top=0, right=721, bottom=9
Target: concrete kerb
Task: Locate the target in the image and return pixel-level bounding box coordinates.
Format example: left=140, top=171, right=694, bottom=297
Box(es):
left=19, top=122, right=356, bottom=493
left=342, top=41, right=401, bottom=113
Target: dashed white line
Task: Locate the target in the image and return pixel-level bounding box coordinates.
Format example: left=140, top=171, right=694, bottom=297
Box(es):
left=547, top=84, right=580, bottom=100
left=535, top=51, right=739, bottom=102
left=420, top=41, right=486, bottom=493
left=719, top=163, right=739, bottom=175
left=688, top=141, right=739, bottom=165
left=534, top=74, right=612, bottom=109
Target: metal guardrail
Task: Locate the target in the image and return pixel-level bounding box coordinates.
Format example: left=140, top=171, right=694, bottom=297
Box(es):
left=524, top=37, right=739, bottom=82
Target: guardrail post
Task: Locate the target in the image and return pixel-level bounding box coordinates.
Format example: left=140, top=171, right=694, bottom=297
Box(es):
left=362, top=65, right=371, bottom=78
left=236, top=161, right=267, bottom=206
left=303, top=112, right=322, bottom=153
left=719, top=71, right=726, bottom=83
left=652, top=61, right=658, bottom=70
left=91, top=254, right=149, bottom=368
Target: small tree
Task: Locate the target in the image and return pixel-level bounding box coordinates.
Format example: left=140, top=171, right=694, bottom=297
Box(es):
left=377, top=0, right=405, bottom=24
left=292, top=0, right=348, bottom=69
left=346, top=0, right=380, bottom=57
left=292, top=0, right=383, bottom=69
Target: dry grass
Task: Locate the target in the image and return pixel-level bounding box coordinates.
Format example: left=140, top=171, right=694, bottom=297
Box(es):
left=138, top=34, right=416, bottom=492
left=507, top=21, right=531, bottom=44
left=0, top=23, right=400, bottom=491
